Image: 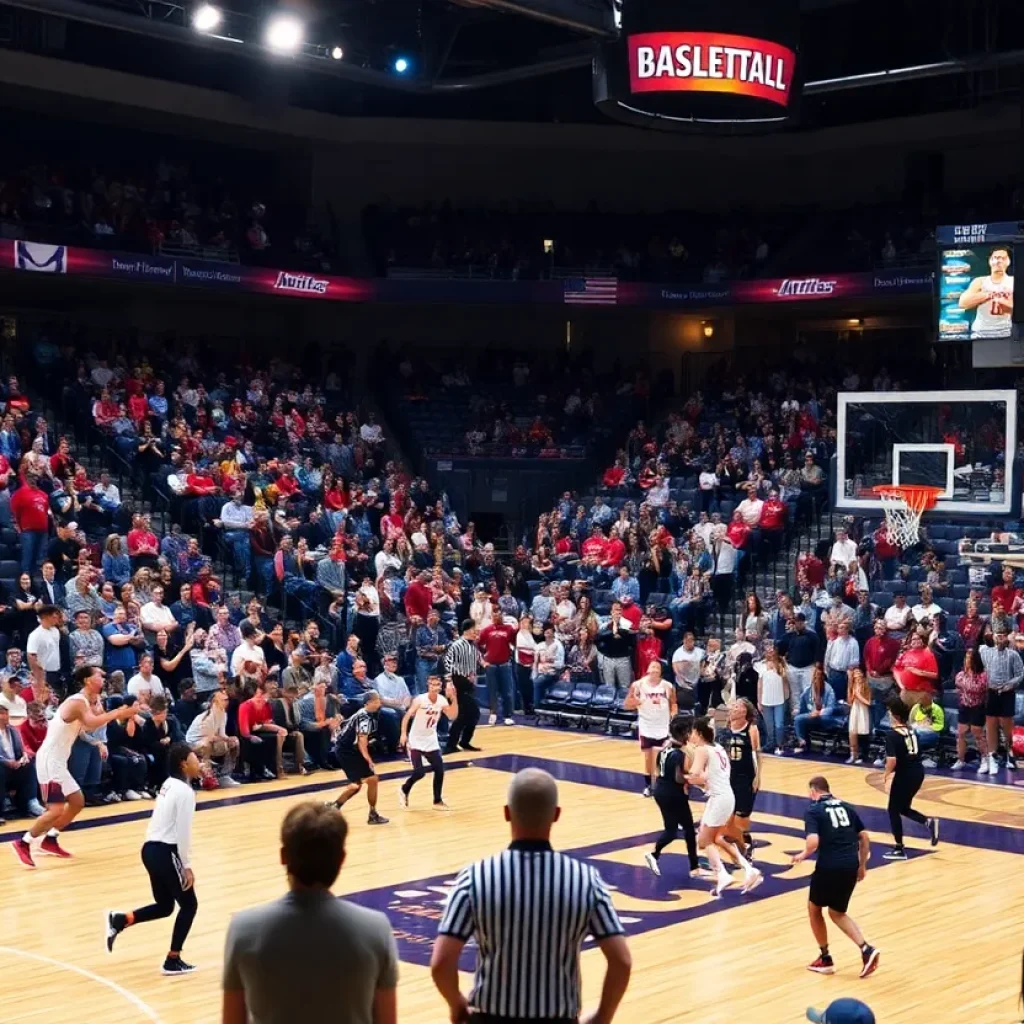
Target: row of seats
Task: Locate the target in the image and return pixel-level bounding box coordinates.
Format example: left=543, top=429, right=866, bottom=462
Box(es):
left=536, top=681, right=638, bottom=734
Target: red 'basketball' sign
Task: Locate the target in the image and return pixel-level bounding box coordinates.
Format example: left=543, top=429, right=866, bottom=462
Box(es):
left=628, top=31, right=796, bottom=106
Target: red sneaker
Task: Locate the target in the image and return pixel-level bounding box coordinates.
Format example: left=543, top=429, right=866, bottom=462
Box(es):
left=807, top=955, right=835, bottom=975
left=12, top=839, right=36, bottom=869
left=39, top=836, right=72, bottom=859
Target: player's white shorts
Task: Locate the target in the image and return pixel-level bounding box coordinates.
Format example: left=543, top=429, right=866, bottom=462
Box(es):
left=701, top=792, right=736, bottom=829
left=35, top=757, right=81, bottom=803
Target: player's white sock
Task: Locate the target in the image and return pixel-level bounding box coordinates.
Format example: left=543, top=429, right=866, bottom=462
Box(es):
left=46, top=828, right=59, bottom=839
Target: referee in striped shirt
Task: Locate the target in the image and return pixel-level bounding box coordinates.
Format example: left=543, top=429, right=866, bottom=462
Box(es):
left=431, top=768, right=632, bottom=1024
left=443, top=619, right=483, bottom=753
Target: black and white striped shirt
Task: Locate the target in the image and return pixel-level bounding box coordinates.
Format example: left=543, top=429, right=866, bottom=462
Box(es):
left=438, top=840, right=624, bottom=1019
left=443, top=636, right=481, bottom=681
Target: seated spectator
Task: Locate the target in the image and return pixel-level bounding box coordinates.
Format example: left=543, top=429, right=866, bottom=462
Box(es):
left=883, top=590, right=912, bottom=637
left=532, top=625, right=565, bottom=707
left=893, top=631, right=939, bottom=709
left=829, top=526, right=857, bottom=569
left=911, top=584, right=942, bottom=625
left=792, top=667, right=838, bottom=752
left=0, top=704, right=45, bottom=819
left=237, top=681, right=287, bottom=781
left=140, top=584, right=179, bottom=642
left=172, top=679, right=202, bottom=734
left=372, top=652, right=410, bottom=755
left=230, top=621, right=267, bottom=679
left=69, top=609, right=104, bottom=668
left=102, top=603, right=145, bottom=674
left=102, top=534, right=131, bottom=588
left=908, top=691, right=945, bottom=767
left=138, top=693, right=185, bottom=788
left=298, top=678, right=343, bottom=769
left=127, top=652, right=166, bottom=700
left=271, top=683, right=310, bottom=774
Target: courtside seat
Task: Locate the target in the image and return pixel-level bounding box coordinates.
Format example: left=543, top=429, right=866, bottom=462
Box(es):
left=563, top=682, right=596, bottom=726
left=586, top=683, right=617, bottom=729
left=0, top=560, right=18, bottom=581
left=535, top=679, right=573, bottom=725
left=607, top=685, right=638, bottom=735
left=804, top=702, right=849, bottom=755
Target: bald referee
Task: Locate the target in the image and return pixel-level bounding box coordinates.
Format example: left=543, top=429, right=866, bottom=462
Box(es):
left=431, top=768, right=631, bottom=1024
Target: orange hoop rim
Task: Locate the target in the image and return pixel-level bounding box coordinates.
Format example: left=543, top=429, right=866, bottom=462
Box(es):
left=870, top=484, right=944, bottom=512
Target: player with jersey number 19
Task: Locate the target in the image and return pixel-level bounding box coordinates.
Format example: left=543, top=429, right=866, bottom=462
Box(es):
left=398, top=675, right=459, bottom=811
left=12, top=664, right=136, bottom=868
left=792, top=775, right=880, bottom=980
left=624, top=661, right=676, bottom=797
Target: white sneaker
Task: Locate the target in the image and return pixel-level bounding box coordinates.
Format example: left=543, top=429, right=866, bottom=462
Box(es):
left=712, top=870, right=733, bottom=897
left=103, top=792, right=121, bottom=804
left=123, top=790, right=143, bottom=801
left=218, top=776, right=241, bottom=788
left=644, top=851, right=661, bottom=876
left=873, top=758, right=885, bottom=768
left=741, top=868, right=764, bottom=894
left=432, top=801, right=451, bottom=811
left=774, top=747, right=783, bottom=756
left=977, top=756, right=990, bottom=773
left=503, top=718, right=515, bottom=726
left=485, top=714, right=497, bottom=727
left=844, top=755, right=855, bottom=764
left=987, top=759, right=1000, bottom=775
left=921, top=758, right=937, bottom=769
left=950, top=760, right=967, bottom=771
left=398, top=790, right=408, bottom=808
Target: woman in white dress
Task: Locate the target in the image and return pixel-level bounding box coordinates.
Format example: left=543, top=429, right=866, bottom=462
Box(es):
left=624, top=661, right=677, bottom=797
left=846, top=668, right=872, bottom=764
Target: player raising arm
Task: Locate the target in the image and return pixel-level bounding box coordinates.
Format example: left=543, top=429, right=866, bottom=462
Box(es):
left=398, top=676, right=459, bottom=810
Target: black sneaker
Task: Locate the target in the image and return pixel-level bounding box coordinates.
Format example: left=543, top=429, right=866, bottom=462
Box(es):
left=459, top=743, right=482, bottom=752
left=105, top=911, right=125, bottom=953
left=928, top=818, right=940, bottom=847
left=1007, top=756, right=1018, bottom=771
left=368, top=810, right=389, bottom=825
left=860, top=945, right=880, bottom=978
left=882, top=847, right=907, bottom=860
left=161, top=957, right=196, bottom=976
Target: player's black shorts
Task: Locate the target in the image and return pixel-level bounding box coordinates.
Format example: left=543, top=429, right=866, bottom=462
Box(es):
left=809, top=867, right=858, bottom=913
left=958, top=703, right=986, bottom=728
left=731, top=777, right=756, bottom=819
left=337, top=748, right=376, bottom=782
left=986, top=689, right=1016, bottom=718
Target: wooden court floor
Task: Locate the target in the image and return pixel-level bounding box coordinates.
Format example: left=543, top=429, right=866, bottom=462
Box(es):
left=2, top=726, right=1023, bottom=1024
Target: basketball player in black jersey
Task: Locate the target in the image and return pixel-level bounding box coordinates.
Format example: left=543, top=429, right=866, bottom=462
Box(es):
left=792, top=775, right=880, bottom=979
left=644, top=714, right=699, bottom=878
left=882, top=700, right=939, bottom=860
left=721, top=698, right=761, bottom=862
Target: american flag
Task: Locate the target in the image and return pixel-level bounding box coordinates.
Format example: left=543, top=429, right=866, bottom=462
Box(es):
left=563, top=277, right=618, bottom=305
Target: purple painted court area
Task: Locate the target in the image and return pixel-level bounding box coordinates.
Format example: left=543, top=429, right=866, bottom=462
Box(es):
left=343, top=755, right=954, bottom=971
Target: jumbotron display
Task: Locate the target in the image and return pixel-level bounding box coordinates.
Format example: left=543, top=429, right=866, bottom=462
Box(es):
left=594, top=0, right=801, bottom=130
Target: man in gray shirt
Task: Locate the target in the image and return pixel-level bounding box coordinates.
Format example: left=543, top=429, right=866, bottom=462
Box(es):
left=979, top=630, right=1024, bottom=773
left=222, top=802, right=398, bottom=1024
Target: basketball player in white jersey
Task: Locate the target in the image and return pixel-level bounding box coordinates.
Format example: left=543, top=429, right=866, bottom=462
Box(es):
left=624, top=660, right=677, bottom=797
left=398, top=675, right=459, bottom=810
left=685, top=716, right=760, bottom=897
left=12, top=664, right=136, bottom=868
left=959, top=245, right=1014, bottom=338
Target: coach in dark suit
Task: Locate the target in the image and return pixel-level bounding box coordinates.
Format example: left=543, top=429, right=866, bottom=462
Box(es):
left=0, top=706, right=44, bottom=819
left=36, top=561, right=67, bottom=609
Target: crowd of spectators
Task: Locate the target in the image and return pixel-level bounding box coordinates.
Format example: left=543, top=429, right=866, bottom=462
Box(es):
left=0, top=116, right=331, bottom=269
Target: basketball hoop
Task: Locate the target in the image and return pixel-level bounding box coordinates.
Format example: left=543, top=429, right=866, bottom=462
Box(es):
left=871, top=485, right=943, bottom=548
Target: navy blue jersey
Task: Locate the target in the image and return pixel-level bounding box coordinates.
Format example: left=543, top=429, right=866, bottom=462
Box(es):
left=804, top=796, right=865, bottom=871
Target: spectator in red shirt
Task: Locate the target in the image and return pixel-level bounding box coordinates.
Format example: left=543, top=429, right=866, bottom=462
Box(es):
left=127, top=513, right=160, bottom=570
left=478, top=606, right=516, bottom=726
left=957, top=598, right=985, bottom=650
left=581, top=525, right=609, bottom=562
left=602, top=458, right=628, bottom=490
left=990, top=567, right=1021, bottom=620
left=758, top=488, right=788, bottom=556
left=796, top=550, right=825, bottom=590
left=599, top=526, right=627, bottom=580
left=872, top=525, right=901, bottom=577
left=403, top=570, right=433, bottom=623
left=893, top=632, right=939, bottom=710
left=10, top=473, right=51, bottom=574
left=726, top=510, right=751, bottom=553
left=619, top=594, right=643, bottom=630
left=237, top=683, right=287, bottom=781
left=17, top=700, right=49, bottom=758
left=863, top=617, right=900, bottom=729
left=635, top=618, right=662, bottom=677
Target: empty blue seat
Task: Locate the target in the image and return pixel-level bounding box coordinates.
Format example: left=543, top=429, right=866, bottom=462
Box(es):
left=568, top=682, right=596, bottom=707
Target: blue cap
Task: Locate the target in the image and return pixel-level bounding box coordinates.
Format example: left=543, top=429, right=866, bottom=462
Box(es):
left=807, top=999, right=875, bottom=1024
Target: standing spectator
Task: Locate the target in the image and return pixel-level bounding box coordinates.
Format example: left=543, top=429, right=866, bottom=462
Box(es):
left=979, top=630, right=1023, bottom=774
left=414, top=609, right=448, bottom=697
left=432, top=768, right=630, bottom=1024
left=670, top=632, right=705, bottom=712
left=221, top=803, right=398, bottom=1024
left=951, top=647, right=988, bottom=772
left=863, top=618, right=900, bottom=729
left=829, top=527, right=857, bottom=569
left=478, top=605, right=516, bottom=727
left=777, top=612, right=818, bottom=717
left=11, top=474, right=51, bottom=574
left=757, top=648, right=789, bottom=754
left=26, top=605, right=62, bottom=693
left=594, top=603, right=636, bottom=688
left=823, top=620, right=859, bottom=693
left=892, top=632, right=939, bottom=710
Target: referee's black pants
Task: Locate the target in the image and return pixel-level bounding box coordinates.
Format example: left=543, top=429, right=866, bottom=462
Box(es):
left=445, top=675, right=480, bottom=751
left=653, top=784, right=699, bottom=870
left=888, top=764, right=927, bottom=846
left=133, top=841, right=198, bottom=954
left=402, top=749, right=445, bottom=803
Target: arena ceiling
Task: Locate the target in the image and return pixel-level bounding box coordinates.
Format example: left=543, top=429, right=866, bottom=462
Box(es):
left=0, top=0, right=1022, bottom=127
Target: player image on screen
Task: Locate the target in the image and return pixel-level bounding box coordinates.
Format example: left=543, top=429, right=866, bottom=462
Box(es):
left=958, top=246, right=1014, bottom=338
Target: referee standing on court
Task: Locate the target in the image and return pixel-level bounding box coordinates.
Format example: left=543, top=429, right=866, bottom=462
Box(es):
left=431, top=767, right=632, bottom=1024
left=443, top=619, right=483, bottom=753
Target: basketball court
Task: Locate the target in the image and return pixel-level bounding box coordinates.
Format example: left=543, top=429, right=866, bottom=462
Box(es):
left=2, top=727, right=1021, bottom=1024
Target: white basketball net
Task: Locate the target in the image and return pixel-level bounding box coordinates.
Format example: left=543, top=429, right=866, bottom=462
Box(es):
left=876, top=489, right=926, bottom=548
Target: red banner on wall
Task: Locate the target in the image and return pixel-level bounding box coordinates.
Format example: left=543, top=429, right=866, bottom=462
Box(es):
left=627, top=31, right=796, bottom=106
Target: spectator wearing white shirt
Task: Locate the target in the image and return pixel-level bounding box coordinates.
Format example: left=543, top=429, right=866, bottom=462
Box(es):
left=911, top=585, right=942, bottom=624
left=883, top=591, right=912, bottom=637
left=216, top=493, right=255, bottom=586
left=532, top=625, right=565, bottom=708
left=230, top=622, right=267, bottom=678
left=646, top=475, right=670, bottom=508
left=671, top=633, right=705, bottom=710
left=736, top=491, right=764, bottom=528
left=374, top=538, right=402, bottom=580
left=93, top=470, right=121, bottom=511
left=360, top=413, right=383, bottom=445
left=698, top=470, right=719, bottom=513
left=128, top=653, right=166, bottom=700
left=829, top=527, right=858, bottom=569
left=140, top=585, right=179, bottom=641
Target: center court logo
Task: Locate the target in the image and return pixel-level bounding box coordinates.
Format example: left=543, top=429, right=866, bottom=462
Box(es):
left=273, top=271, right=329, bottom=294
left=344, top=821, right=922, bottom=969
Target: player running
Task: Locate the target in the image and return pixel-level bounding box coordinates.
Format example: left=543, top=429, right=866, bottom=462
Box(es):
left=881, top=700, right=939, bottom=860
left=326, top=691, right=389, bottom=825
left=624, top=661, right=676, bottom=797
left=105, top=742, right=203, bottom=975
left=721, top=698, right=761, bottom=863
left=644, top=713, right=699, bottom=878
left=12, top=664, right=136, bottom=868
left=792, top=775, right=880, bottom=979
left=398, top=675, right=459, bottom=810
